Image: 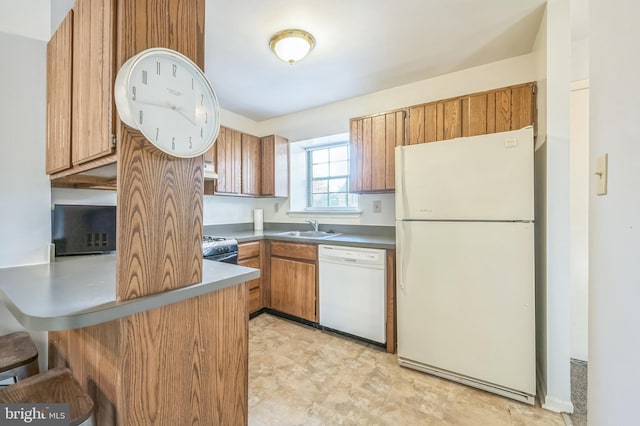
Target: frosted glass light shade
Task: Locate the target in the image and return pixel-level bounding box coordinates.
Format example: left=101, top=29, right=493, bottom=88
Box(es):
left=269, top=29, right=315, bottom=64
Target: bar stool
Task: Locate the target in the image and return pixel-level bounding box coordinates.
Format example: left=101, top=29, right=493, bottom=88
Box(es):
left=0, top=368, right=94, bottom=426
left=0, top=331, right=39, bottom=383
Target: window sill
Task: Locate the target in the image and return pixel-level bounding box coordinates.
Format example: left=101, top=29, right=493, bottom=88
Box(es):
left=287, top=209, right=363, bottom=218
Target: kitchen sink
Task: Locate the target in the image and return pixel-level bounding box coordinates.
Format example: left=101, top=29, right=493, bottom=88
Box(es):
left=274, top=230, right=342, bottom=239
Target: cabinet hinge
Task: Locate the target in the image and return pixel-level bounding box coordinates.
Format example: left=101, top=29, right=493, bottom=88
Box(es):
left=111, top=134, right=117, bottom=148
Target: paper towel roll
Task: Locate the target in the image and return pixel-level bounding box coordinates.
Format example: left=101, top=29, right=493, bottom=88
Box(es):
left=254, top=208, right=264, bottom=231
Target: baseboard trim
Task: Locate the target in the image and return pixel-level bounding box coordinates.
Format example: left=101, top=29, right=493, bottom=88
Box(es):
left=542, top=395, right=575, bottom=413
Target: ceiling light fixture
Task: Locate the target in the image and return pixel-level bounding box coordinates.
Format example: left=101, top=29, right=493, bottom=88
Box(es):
left=269, top=29, right=315, bottom=65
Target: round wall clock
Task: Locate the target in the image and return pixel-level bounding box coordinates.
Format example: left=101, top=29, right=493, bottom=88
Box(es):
left=114, top=48, right=220, bottom=158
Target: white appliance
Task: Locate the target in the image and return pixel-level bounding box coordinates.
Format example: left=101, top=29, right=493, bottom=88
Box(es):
left=395, top=126, right=536, bottom=404
left=319, top=245, right=386, bottom=344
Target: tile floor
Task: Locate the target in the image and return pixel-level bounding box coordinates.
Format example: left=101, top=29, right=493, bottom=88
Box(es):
left=249, top=314, right=566, bottom=426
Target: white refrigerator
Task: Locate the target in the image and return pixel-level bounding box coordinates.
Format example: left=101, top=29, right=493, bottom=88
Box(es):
left=395, top=126, right=536, bottom=404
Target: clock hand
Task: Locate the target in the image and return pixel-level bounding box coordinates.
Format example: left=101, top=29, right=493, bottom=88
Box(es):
left=135, top=99, right=197, bottom=126
left=171, top=105, right=197, bottom=126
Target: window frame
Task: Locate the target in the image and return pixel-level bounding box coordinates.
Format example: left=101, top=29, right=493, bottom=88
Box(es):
left=305, top=142, right=358, bottom=211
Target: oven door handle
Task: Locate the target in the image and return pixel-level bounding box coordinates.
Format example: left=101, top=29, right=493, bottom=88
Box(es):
left=205, top=252, right=238, bottom=264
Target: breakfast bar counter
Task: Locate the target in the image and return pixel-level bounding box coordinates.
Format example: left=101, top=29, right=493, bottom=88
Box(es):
left=0, top=254, right=259, bottom=331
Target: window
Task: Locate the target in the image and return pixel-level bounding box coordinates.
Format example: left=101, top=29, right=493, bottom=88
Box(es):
left=306, top=143, right=358, bottom=209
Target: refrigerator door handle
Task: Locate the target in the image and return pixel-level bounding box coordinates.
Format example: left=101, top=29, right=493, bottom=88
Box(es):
left=396, top=222, right=406, bottom=292
left=395, top=146, right=407, bottom=220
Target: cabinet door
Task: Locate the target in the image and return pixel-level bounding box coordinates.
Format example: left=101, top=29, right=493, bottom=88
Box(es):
left=349, top=118, right=363, bottom=193
left=215, top=127, right=241, bottom=194
left=46, top=10, right=73, bottom=174
left=270, top=257, right=316, bottom=322
left=241, top=134, right=261, bottom=195
left=462, top=93, right=488, bottom=137
left=385, top=111, right=405, bottom=189
left=72, top=0, right=115, bottom=165
left=511, top=84, right=535, bottom=130
left=260, top=135, right=289, bottom=197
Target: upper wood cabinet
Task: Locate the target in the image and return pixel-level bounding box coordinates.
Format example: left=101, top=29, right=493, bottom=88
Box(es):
left=204, top=128, right=289, bottom=197
left=408, top=83, right=536, bottom=145
left=214, top=126, right=242, bottom=194
left=350, top=110, right=405, bottom=193
left=260, top=135, right=289, bottom=197
left=241, top=134, right=261, bottom=196
left=46, top=10, right=73, bottom=174
left=71, top=0, right=116, bottom=165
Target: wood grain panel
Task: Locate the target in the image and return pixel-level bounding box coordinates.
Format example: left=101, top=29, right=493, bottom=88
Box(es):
left=495, top=89, right=512, bottom=132
left=260, top=135, right=289, bottom=197
left=349, top=119, right=362, bottom=192
left=385, top=112, right=397, bottom=189
left=240, top=257, right=261, bottom=290
left=231, top=129, right=242, bottom=194
left=486, top=92, right=496, bottom=134
left=435, top=102, right=445, bottom=141
left=249, top=288, right=262, bottom=313
left=241, top=134, right=261, bottom=195
left=116, top=129, right=204, bottom=299
left=214, top=127, right=230, bottom=193
left=238, top=241, right=261, bottom=260
left=408, top=106, right=424, bottom=145
left=120, top=285, right=248, bottom=425
left=371, top=114, right=387, bottom=191
left=117, top=0, right=205, bottom=67
left=424, top=103, right=438, bottom=143
left=46, top=10, right=73, bottom=174
left=270, top=257, right=316, bottom=322
left=467, top=94, right=488, bottom=136
left=443, top=99, right=461, bottom=140
left=270, top=241, right=317, bottom=261
left=72, top=0, right=115, bottom=166
left=511, top=84, right=535, bottom=130
left=361, top=117, right=372, bottom=191
left=386, top=250, right=397, bottom=354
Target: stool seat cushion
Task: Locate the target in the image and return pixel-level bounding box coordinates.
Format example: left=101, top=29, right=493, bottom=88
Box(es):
left=0, top=368, right=94, bottom=426
left=0, top=331, right=38, bottom=371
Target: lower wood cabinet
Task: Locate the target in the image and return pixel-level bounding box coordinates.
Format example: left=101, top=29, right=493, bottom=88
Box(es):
left=238, top=241, right=263, bottom=314
left=269, top=241, right=317, bottom=322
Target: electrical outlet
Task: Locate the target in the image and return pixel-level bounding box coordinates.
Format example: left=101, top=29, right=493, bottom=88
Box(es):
left=373, top=200, right=382, bottom=213
left=274, top=202, right=279, bottom=213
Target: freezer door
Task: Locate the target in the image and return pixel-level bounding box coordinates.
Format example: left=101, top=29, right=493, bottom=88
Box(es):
left=395, top=127, right=534, bottom=221
left=396, top=220, right=536, bottom=395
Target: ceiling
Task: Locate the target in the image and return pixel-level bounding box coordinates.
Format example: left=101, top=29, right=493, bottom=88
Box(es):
left=204, top=0, right=547, bottom=121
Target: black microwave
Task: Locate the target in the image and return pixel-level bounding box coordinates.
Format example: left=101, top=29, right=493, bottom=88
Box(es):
left=52, top=205, right=116, bottom=256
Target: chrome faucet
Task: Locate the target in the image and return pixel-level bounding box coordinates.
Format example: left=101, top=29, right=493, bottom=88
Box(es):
left=305, top=219, right=319, bottom=232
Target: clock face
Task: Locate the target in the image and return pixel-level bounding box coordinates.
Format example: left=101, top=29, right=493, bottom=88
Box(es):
left=115, top=49, right=220, bottom=158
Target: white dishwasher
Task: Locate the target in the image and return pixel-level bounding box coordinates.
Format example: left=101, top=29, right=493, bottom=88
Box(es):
left=319, top=245, right=386, bottom=344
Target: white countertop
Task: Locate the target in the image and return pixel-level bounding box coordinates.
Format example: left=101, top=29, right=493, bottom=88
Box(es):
left=0, top=254, right=259, bottom=331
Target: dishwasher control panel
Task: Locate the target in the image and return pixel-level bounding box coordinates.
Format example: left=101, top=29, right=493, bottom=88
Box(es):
left=318, top=245, right=385, bottom=266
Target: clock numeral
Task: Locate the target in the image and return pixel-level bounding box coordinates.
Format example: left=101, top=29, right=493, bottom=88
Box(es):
left=132, top=86, right=136, bottom=101
left=189, top=137, right=193, bottom=149
left=155, top=128, right=159, bottom=141
left=139, top=110, right=143, bottom=124
left=172, top=64, right=177, bottom=77
left=201, top=94, right=204, bottom=106
left=200, top=128, right=203, bottom=138
left=171, top=137, right=175, bottom=150
left=142, top=70, right=147, bottom=85
left=192, top=78, right=194, bottom=90
left=156, top=61, right=161, bottom=75
left=205, top=112, right=208, bottom=124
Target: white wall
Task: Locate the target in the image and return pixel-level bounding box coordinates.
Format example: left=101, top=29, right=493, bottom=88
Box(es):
left=257, top=53, right=540, bottom=142
left=569, top=83, right=589, bottom=362
left=0, top=32, right=51, bottom=370
left=540, top=0, right=573, bottom=413
left=589, top=0, right=640, bottom=424
left=0, top=1, right=50, bottom=41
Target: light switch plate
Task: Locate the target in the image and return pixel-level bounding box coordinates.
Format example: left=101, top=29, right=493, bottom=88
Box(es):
left=373, top=200, right=382, bottom=213
left=595, top=153, right=608, bottom=196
